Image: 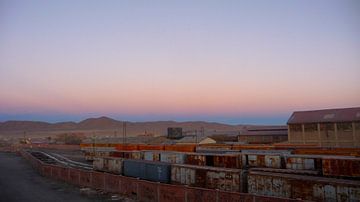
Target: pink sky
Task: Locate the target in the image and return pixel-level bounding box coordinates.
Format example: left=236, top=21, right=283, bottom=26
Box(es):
left=0, top=1, right=359, bottom=124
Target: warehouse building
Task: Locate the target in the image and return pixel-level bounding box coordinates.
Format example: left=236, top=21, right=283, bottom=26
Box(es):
left=238, top=126, right=288, bottom=144
left=287, top=107, right=360, bottom=147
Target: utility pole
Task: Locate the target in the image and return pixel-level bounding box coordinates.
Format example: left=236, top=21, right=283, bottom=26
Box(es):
left=195, top=129, right=198, bottom=143
left=123, top=122, right=127, bottom=144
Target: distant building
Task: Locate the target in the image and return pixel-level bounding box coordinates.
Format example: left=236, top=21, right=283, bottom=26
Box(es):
left=238, top=126, right=288, bottom=144
left=175, top=136, right=217, bottom=144
left=287, top=107, right=360, bottom=147
left=167, top=127, right=183, bottom=139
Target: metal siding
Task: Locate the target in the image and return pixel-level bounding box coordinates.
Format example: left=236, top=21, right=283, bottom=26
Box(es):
left=160, top=152, right=186, bottom=164
left=248, top=171, right=360, bottom=201
left=265, top=155, right=281, bottom=168
left=145, top=162, right=171, bottom=183
left=93, top=158, right=104, bottom=171
left=108, top=158, right=123, bottom=174
left=171, top=164, right=244, bottom=192
left=123, top=159, right=170, bottom=183
left=123, top=160, right=145, bottom=179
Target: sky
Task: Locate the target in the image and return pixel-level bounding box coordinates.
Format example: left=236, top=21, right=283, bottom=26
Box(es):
left=0, top=0, right=359, bottom=125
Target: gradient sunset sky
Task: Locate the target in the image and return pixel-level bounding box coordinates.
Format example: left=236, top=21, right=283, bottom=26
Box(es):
left=0, top=0, right=359, bottom=124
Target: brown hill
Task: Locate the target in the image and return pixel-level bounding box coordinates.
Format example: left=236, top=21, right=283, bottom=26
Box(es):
left=0, top=116, right=250, bottom=137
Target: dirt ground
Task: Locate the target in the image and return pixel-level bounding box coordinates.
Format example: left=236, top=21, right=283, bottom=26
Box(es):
left=0, top=152, right=131, bottom=202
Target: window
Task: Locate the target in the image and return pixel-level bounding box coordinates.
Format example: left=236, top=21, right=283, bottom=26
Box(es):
left=320, top=123, right=334, bottom=131
left=337, top=122, right=353, bottom=132
left=289, top=124, right=302, bottom=132
left=355, top=122, right=360, bottom=130
left=304, top=123, right=318, bottom=132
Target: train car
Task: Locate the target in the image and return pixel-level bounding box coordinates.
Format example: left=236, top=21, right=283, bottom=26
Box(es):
left=109, top=150, right=142, bottom=159
left=284, top=154, right=322, bottom=171
left=322, top=156, right=360, bottom=178
left=164, top=144, right=196, bottom=152
left=248, top=170, right=360, bottom=201
left=93, top=157, right=124, bottom=174
left=185, top=152, right=242, bottom=169
left=241, top=150, right=291, bottom=169
left=123, top=159, right=171, bottom=183
left=160, top=151, right=187, bottom=164
left=171, top=164, right=247, bottom=192
left=142, top=150, right=161, bottom=161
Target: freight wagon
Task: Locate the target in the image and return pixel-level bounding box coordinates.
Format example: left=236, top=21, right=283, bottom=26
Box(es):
left=241, top=150, right=294, bottom=169
left=109, top=150, right=142, bottom=159
left=284, top=154, right=322, bottom=171
left=248, top=170, right=360, bottom=201
left=171, top=164, right=247, bottom=192
left=123, top=159, right=171, bottom=183
left=185, top=152, right=242, bottom=169
left=93, top=157, right=123, bottom=174
left=142, top=150, right=187, bottom=164
left=322, top=156, right=360, bottom=178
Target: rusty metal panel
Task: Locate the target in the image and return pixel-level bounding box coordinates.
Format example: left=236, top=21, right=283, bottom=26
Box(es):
left=206, top=169, right=241, bottom=192
left=51, top=166, right=62, bottom=180
left=93, top=157, right=104, bottom=171
left=322, top=157, right=360, bottom=177
left=118, top=175, right=138, bottom=197
left=248, top=170, right=360, bottom=201
left=158, top=184, right=185, bottom=202
left=59, top=166, right=69, bottom=182
left=265, top=155, right=281, bottom=168
left=285, top=156, right=316, bottom=170
left=138, top=144, right=164, bottom=151
left=104, top=173, right=120, bottom=193
left=349, top=187, right=360, bottom=201
left=171, top=164, right=196, bottom=185
left=143, top=151, right=161, bottom=161
left=79, top=170, right=92, bottom=187
left=164, top=144, right=196, bottom=152
left=241, top=149, right=291, bottom=155
left=337, top=186, right=349, bottom=202
left=171, top=164, right=245, bottom=192
left=185, top=153, right=206, bottom=166
left=160, top=151, right=186, bottom=164
left=313, top=184, right=325, bottom=201
left=324, top=185, right=336, bottom=201
left=68, top=168, right=80, bottom=186
left=116, top=144, right=139, bottom=151
left=105, top=157, right=123, bottom=174
left=131, top=151, right=142, bottom=159
left=91, top=171, right=105, bottom=190
left=218, top=191, right=254, bottom=202
left=246, top=154, right=266, bottom=167
left=213, top=154, right=242, bottom=169
left=247, top=154, right=258, bottom=167
left=137, top=180, right=158, bottom=202
left=185, top=187, right=217, bottom=202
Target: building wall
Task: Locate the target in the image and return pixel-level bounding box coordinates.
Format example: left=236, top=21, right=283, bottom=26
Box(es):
left=288, top=121, right=360, bottom=147
left=238, top=135, right=287, bottom=144
left=288, top=124, right=303, bottom=144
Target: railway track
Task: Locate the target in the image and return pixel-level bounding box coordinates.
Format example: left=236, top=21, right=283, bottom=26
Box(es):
left=29, top=150, right=92, bottom=170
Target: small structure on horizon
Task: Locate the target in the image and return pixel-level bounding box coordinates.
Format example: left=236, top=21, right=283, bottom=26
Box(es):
left=167, top=127, right=183, bottom=139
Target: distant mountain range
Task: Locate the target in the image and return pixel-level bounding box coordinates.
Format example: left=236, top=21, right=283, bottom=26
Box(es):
left=0, top=116, right=251, bottom=136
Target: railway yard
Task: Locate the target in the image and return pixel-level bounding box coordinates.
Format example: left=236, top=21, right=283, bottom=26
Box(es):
left=9, top=143, right=359, bottom=202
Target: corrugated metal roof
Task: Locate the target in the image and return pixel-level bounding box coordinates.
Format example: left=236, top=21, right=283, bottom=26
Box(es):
left=287, top=107, right=360, bottom=124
